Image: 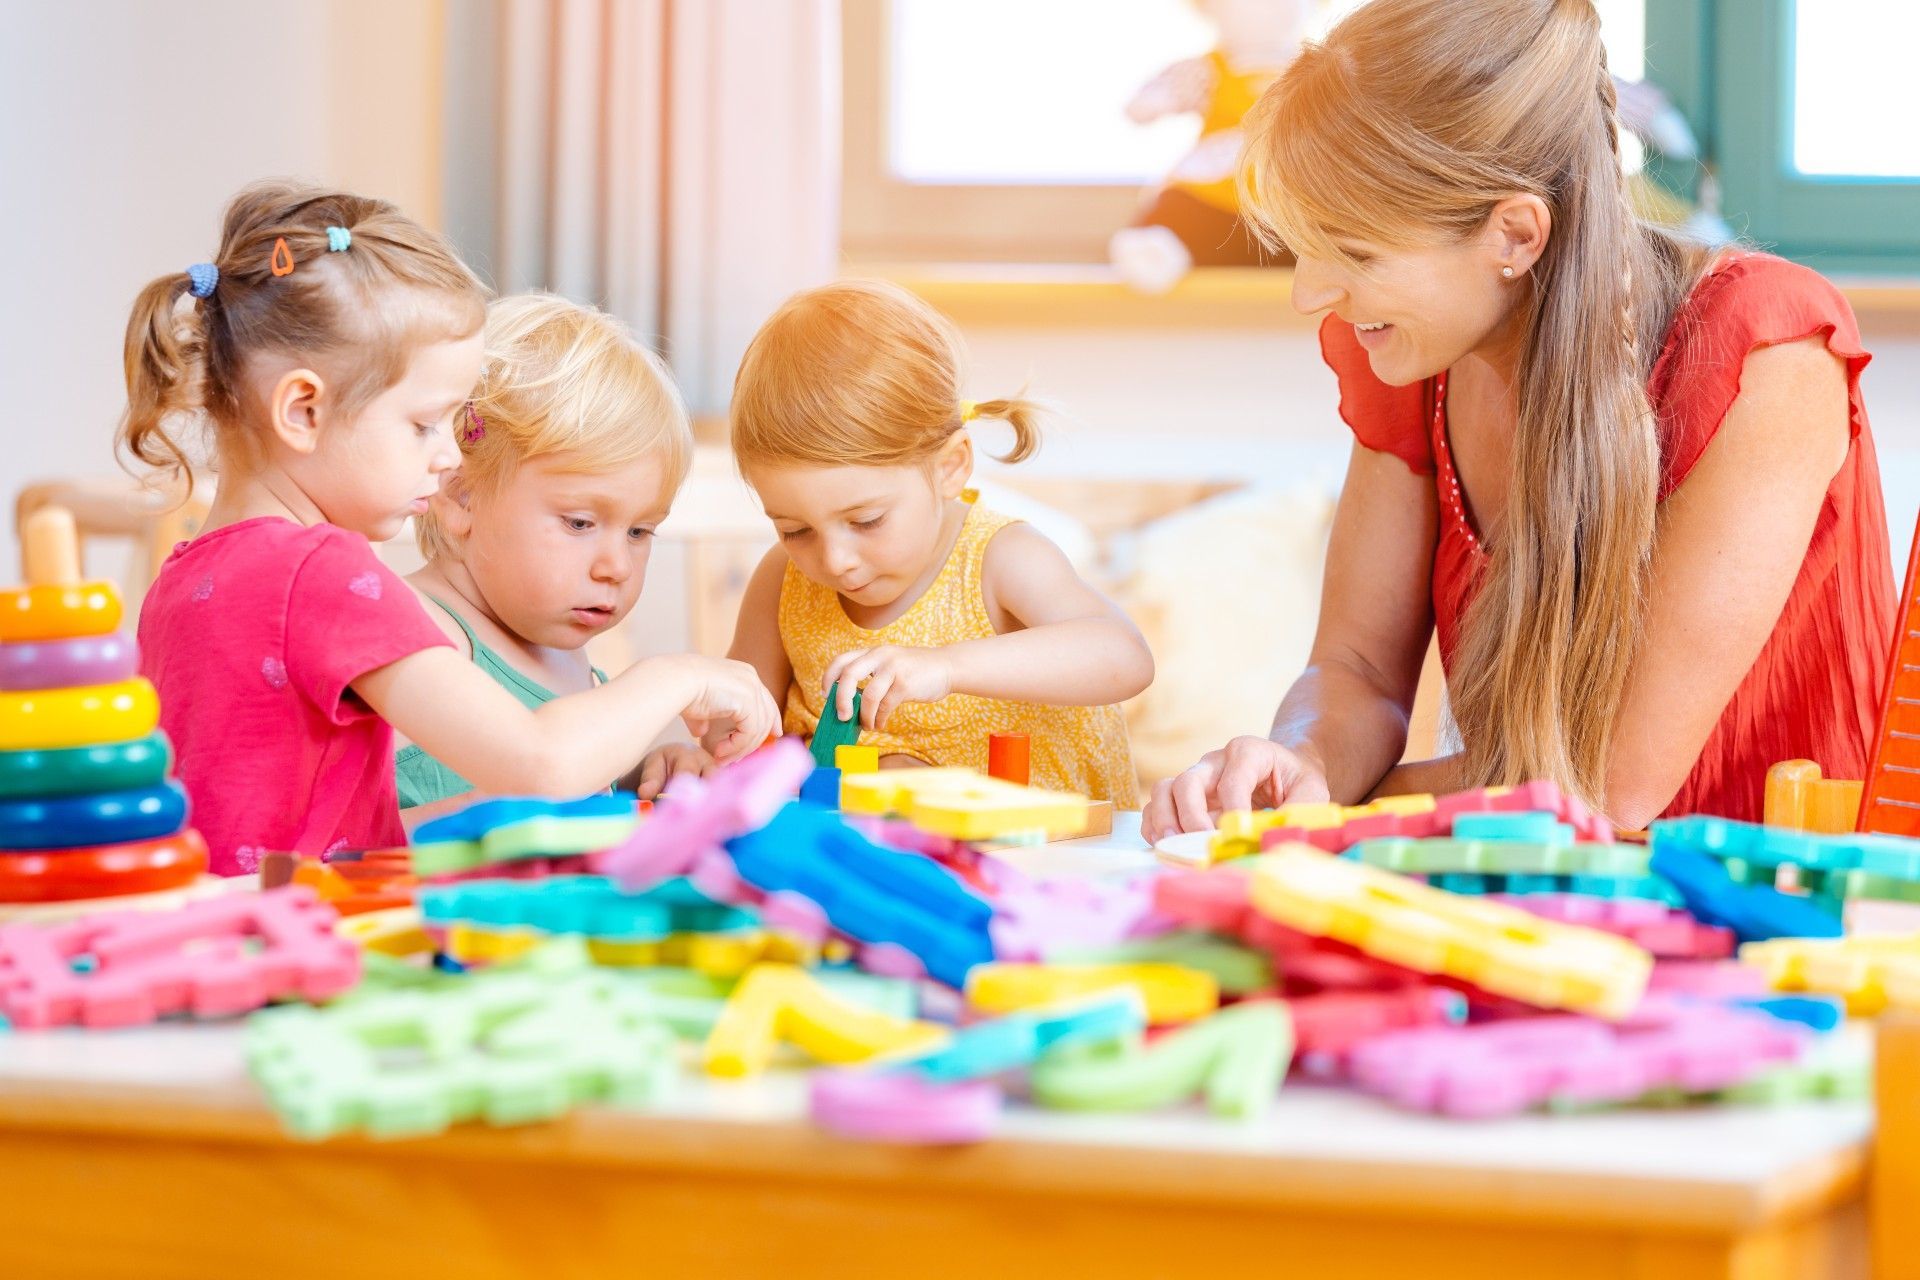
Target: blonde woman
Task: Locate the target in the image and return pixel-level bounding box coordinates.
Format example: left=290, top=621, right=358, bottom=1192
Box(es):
left=725, top=280, right=1153, bottom=803
left=1145, top=0, right=1896, bottom=837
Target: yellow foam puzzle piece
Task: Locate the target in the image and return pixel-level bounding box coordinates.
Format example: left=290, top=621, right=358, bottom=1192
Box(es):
left=839, top=767, right=1090, bottom=841
left=966, top=962, right=1219, bottom=1024
left=701, top=963, right=948, bottom=1077
left=1248, top=846, right=1651, bottom=1018
left=336, top=907, right=434, bottom=957
left=1205, top=794, right=1442, bottom=865
left=1740, top=934, right=1920, bottom=1015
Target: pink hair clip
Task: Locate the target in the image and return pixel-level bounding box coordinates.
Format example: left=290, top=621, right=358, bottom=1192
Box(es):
left=462, top=402, right=486, bottom=444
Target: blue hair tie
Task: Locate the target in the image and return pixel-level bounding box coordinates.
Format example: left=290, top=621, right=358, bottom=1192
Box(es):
left=186, top=263, right=218, bottom=299
left=326, top=226, right=352, bottom=252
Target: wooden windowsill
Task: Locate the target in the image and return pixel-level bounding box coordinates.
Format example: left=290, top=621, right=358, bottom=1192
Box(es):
left=858, top=261, right=1920, bottom=332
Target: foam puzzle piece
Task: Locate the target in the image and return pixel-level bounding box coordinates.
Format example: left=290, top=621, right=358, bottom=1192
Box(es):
left=0, top=678, right=161, bottom=752
left=1722, top=994, right=1846, bottom=1032
left=966, top=962, right=1220, bottom=1025
left=1739, top=933, right=1920, bottom=1014
left=247, top=969, right=676, bottom=1139
left=411, top=795, right=639, bottom=877
left=420, top=875, right=756, bottom=942
left=1647, top=959, right=1772, bottom=999
left=811, top=683, right=864, bottom=768
left=1351, top=837, right=1649, bottom=877
left=1765, top=760, right=1864, bottom=835
left=0, top=630, right=139, bottom=693
left=0, top=886, right=359, bottom=1028
left=839, top=768, right=1090, bottom=842
left=1028, top=1001, right=1294, bottom=1119
left=1655, top=814, right=1920, bottom=882
left=596, top=737, right=813, bottom=892
left=1278, top=988, right=1466, bottom=1073
left=1646, top=838, right=1843, bottom=944
left=1449, top=811, right=1575, bottom=845
left=980, top=860, right=1167, bottom=963
left=0, top=780, right=189, bottom=853
left=701, top=963, right=947, bottom=1077
left=1249, top=849, right=1653, bottom=1018
left=1714, top=1031, right=1870, bottom=1104
left=720, top=800, right=995, bottom=988
left=810, top=1070, right=1000, bottom=1144
left=0, top=732, right=172, bottom=800
left=1490, top=894, right=1736, bottom=960
left=1348, top=1000, right=1808, bottom=1118
left=889, top=990, right=1145, bottom=1084
left=0, top=829, right=208, bottom=904
left=1042, top=931, right=1274, bottom=995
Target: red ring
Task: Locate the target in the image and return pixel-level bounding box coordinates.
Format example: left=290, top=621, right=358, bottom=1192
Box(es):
left=0, top=829, right=209, bottom=902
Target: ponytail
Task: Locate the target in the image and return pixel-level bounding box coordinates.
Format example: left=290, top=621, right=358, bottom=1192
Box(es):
left=119, top=272, right=206, bottom=493
left=968, top=395, right=1045, bottom=464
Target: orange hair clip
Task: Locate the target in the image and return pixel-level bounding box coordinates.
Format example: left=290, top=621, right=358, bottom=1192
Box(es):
left=269, top=237, right=295, bottom=277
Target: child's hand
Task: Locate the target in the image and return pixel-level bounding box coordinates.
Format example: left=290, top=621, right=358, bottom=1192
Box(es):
left=823, top=645, right=954, bottom=731
left=633, top=742, right=717, bottom=801
left=669, top=655, right=782, bottom=763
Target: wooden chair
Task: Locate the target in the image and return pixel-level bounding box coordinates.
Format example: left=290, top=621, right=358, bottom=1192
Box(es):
left=12, top=477, right=209, bottom=612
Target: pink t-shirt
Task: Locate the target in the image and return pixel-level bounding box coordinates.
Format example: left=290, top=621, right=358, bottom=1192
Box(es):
left=138, top=518, right=452, bottom=875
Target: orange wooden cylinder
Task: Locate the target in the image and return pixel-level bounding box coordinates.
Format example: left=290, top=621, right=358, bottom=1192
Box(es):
left=988, top=733, right=1030, bottom=786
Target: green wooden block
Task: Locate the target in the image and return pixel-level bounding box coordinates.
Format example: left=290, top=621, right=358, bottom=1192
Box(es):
left=811, top=682, right=864, bottom=768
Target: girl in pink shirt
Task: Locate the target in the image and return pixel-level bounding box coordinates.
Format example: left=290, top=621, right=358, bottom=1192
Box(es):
left=122, top=182, right=778, bottom=874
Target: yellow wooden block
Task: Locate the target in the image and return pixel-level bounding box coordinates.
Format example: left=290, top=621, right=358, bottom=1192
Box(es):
left=840, top=767, right=1089, bottom=841
left=1740, top=934, right=1920, bottom=1015
left=835, top=745, right=881, bottom=774
left=701, top=963, right=947, bottom=1077
left=966, top=962, right=1218, bottom=1024
left=1249, top=848, right=1651, bottom=1018
left=1763, top=760, right=1864, bottom=835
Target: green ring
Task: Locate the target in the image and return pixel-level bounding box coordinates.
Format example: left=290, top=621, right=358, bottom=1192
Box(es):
left=0, top=732, right=173, bottom=798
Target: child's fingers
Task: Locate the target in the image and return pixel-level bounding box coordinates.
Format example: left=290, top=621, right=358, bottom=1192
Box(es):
left=860, top=671, right=895, bottom=729
left=635, top=752, right=669, bottom=801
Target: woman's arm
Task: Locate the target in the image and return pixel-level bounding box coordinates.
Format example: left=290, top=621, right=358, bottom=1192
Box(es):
left=1601, top=337, right=1852, bottom=828
left=1144, top=444, right=1438, bottom=837
left=821, top=524, right=1155, bottom=728
left=354, top=647, right=780, bottom=798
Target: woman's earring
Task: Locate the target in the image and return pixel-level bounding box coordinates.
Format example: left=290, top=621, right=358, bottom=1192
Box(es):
left=1501, top=266, right=1516, bottom=279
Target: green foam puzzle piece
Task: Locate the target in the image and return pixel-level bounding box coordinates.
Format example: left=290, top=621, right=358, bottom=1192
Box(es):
left=1044, top=931, right=1274, bottom=996
left=1353, top=837, right=1652, bottom=878
left=1028, top=1002, right=1293, bottom=1120
left=811, top=682, right=863, bottom=768
left=411, top=814, right=640, bottom=877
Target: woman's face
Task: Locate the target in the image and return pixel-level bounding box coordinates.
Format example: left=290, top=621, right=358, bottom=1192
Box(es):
left=1288, top=226, right=1526, bottom=386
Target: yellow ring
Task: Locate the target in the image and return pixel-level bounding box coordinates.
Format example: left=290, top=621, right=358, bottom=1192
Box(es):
left=0, top=678, right=160, bottom=751
left=0, top=582, right=123, bottom=643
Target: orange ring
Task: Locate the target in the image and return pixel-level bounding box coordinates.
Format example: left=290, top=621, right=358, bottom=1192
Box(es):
left=0, top=581, right=122, bottom=642
left=0, top=828, right=208, bottom=903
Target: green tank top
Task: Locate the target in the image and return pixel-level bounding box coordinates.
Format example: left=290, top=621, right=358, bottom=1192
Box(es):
left=395, top=595, right=607, bottom=809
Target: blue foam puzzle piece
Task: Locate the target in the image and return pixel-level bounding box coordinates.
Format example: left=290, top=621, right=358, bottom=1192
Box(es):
left=1450, top=811, right=1574, bottom=845
left=1652, top=815, right=1919, bottom=876
left=413, top=793, right=636, bottom=846
left=1648, top=839, right=1843, bottom=943
left=896, top=990, right=1146, bottom=1083
left=800, top=766, right=842, bottom=808
left=724, top=802, right=994, bottom=987
left=1725, top=994, right=1845, bottom=1033
left=419, top=875, right=757, bottom=940
left=0, top=780, right=189, bottom=851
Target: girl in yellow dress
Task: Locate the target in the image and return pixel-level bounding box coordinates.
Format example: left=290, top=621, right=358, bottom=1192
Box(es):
left=724, top=280, right=1152, bottom=805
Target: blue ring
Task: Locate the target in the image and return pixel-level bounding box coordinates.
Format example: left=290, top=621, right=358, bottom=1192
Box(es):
left=0, top=780, right=190, bottom=852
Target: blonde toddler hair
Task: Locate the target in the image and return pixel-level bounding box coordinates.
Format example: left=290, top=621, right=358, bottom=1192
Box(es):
left=417, top=292, right=693, bottom=560
left=731, top=279, right=1041, bottom=469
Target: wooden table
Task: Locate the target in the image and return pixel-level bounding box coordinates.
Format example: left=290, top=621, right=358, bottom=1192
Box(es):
left=0, top=818, right=1875, bottom=1280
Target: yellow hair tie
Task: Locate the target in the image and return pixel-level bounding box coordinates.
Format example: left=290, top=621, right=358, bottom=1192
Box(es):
left=959, top=401, right=979, bottom=423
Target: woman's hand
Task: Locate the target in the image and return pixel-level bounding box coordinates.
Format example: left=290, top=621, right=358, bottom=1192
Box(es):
left=631, top=742, right=718, bottom=801
left=1141, top=736, right=1332, bottom=842
left=822, top=645, right=954, bottom=731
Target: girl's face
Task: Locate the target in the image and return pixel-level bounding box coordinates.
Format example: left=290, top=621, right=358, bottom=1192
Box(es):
left=452, top=449, right=675, bottom=650
left=746, top=450, right=968, bottom=611
left=305, top=333, right=485, bottom=541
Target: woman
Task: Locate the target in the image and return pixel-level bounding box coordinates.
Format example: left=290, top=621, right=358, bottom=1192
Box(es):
left=1144, top=0, right=1896, bottom=839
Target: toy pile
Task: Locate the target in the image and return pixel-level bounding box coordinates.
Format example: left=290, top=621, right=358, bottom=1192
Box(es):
left=0, top=508, right=213, bottom=920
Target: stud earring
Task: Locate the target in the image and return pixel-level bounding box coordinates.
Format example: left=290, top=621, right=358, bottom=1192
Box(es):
left=1501, top=266, right=1516, bottom=279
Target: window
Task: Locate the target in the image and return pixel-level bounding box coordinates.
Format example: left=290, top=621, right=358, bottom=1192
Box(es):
left=845, top=0, right=1649, bottom=264
left=1651, top=0, right=1920, bottom=270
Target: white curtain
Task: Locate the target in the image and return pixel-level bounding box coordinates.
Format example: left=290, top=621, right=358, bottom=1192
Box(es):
left=442, top=0, right=840, bottom=414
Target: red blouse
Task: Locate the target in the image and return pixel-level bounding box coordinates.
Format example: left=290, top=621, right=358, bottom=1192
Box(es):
left=1321, top=251, right=1897, bottom=822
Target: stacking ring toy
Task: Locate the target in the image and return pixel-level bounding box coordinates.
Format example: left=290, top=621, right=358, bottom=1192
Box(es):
left=0, top=732, right=173, bottom=799
left=0, top=630, right=139, bottom=691
left=0, top=678, right=160, bottom=751
left=0, top=828, right=208, bottom=903
left=0, top=779, right=189, bottom=851
left=0, top=581, right=123, bottom=643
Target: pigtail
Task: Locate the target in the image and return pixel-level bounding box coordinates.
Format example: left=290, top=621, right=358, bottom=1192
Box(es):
left=118, top=271, right=206, bottom=493
left=969, top=395, right=1045, bottom=464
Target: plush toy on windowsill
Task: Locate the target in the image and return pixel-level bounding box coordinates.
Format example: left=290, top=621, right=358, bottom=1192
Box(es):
left=1109, top=0, right=1311, bottom=295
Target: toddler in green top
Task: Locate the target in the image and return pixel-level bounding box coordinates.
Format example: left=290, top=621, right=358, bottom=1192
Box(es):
left=399, top=292, right=712, bottom=816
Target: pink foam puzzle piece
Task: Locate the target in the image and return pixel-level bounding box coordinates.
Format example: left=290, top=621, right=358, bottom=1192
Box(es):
left=0, top=886, right=358, bottom=1029
left=1255, top=781, right=1616, bottom=855
left=1348, top=1000, right=1805, bottom=1117
left=982, top=861, right=1167, bottom=961
left=1646, top=959, right=1772, bottom=998
left=810, top=1069, right=1001, bottom=1144
left=1491, top=895, right=1735, bottom=959
left=596, top=737, right=813, bottom=891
